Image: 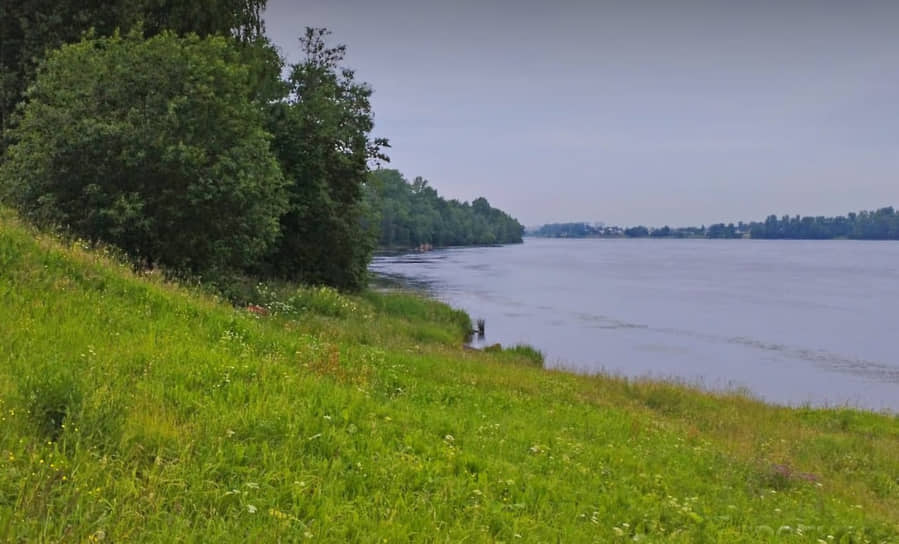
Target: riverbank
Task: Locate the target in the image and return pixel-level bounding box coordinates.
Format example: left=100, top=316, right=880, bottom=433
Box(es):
left=372, top=238, right=899, bottom=412
left=1, top=208, right=897, bottom=541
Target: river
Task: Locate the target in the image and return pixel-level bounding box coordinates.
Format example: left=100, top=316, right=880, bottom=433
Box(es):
left=370, top=238, right=899, bottom=412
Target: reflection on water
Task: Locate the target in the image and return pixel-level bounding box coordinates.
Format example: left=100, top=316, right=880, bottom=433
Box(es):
left=371, top=238, right=899, bottom=412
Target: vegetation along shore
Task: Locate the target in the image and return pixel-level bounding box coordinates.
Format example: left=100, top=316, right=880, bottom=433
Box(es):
left=530, top=208, right=899, bottom=240
left=2, top=208, right=899, bottom=541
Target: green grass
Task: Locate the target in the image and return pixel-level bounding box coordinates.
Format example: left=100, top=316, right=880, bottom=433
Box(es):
left=1, top=206, right=898, bottom=542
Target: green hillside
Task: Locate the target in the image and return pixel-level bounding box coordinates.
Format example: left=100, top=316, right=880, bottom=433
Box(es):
left=1, top=207, right=897, bottom=542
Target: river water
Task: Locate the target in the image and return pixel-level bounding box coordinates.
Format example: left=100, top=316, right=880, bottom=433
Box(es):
left=370, top=238, right=899, bottom=412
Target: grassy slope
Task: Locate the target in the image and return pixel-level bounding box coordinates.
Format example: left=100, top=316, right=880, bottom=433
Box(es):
left=0, top=207, right=897, bottom=543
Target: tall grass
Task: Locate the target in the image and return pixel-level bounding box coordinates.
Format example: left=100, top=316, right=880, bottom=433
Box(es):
left=0, top=207, right=897, bottom=542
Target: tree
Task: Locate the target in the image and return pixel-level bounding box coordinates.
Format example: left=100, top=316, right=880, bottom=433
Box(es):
left=624, top=226, right=649, bottom=237
left=368, top=169, right=524, bottom=247
left=650, top=226, right=671, bottom=237
left=0, top=0, right=267, bottom=142
left=0, top=31, right=287, bottom=274
left=706, top=223, right=738, bottom=238
left=263, top=28, right=389, bottom=290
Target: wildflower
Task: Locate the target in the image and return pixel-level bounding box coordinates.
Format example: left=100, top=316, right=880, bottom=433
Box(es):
left=246, top=504, right=257, bottom=514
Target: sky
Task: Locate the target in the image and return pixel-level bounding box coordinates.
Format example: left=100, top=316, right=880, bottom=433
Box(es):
left=262, top=0, right=899, bottom=227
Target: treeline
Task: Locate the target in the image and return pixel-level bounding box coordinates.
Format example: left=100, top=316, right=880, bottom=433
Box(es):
left=0, top=2, right=415, bottom=292
left=369, top=169, right=524, bottom=247
left=748, top=208, right=899, bottom=240
left=530, top=208, right=899, bottom=240
left=530, top=222, right=719, bottom=238
left=531, top=223, right=605, bottom=238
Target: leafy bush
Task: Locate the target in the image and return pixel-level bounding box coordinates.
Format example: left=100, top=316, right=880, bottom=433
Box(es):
left=0, top=31, right=287, bottom=275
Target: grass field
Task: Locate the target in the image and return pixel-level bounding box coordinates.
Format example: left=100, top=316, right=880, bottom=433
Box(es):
left=1, top=207, right=897, bottom=542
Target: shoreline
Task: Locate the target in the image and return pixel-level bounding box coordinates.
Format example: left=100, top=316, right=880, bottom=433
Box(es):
left=3, top=209, right=898, bottom=539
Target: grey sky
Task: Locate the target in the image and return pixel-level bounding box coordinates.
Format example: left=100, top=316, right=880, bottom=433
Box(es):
left=263, top=1, right=898, bottom=226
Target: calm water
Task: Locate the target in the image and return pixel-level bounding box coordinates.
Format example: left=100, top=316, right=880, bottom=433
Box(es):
left=371, top=238, right=899, bottom=412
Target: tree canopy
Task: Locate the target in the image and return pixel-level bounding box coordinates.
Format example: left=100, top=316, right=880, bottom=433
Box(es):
left=261, top=28, right=389, bottom=290
left=0, top=31, right=287, bottom=274
left=748, top=209, right=899, bottom=240
left=369, top=169, right=524, bottom=247
left=0, top=0, right=267, bottom=138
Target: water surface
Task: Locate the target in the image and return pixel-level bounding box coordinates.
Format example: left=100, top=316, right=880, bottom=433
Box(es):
left=371, top=238, right=899, bottom=412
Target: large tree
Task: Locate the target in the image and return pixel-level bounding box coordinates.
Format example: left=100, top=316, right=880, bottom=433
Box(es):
left=264, top=28, right=389, bottom=290
left=0, top=31, right=287, bottom=274
left=0, top=0, right=267, bottom=138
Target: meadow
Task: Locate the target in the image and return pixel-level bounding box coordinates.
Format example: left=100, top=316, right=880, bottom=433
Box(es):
left=1, top=206, right=897, bottom=542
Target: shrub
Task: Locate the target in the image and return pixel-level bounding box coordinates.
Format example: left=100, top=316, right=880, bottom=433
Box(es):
left=0, top=31, right=287, bottom=275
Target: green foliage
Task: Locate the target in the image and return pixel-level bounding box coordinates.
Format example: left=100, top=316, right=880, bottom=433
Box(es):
left=262, top=28, right=389, bottom=290
left=706, top=222, right=741, bottom=238
left=0, top=31, right=287, bottom=275
left=502, top=344, right=545, bottom=366
left=533, top=207, right=899, bottom=241
left=136, top=0, right=267, bottom=40
left=531, top=222, right=604, bottom=237
left=281, top=286, right=368, bottom=319
left=531, top=222, right=708, bottom=238
left=625, top=225, right=652, bottom=238
left=0, top=0, right=267, bottom=137
left=369, top=169, right=524, bottom=247
left=1, top=209, right=899, bottom=541
left=482, top=343, right=546, bottom=367
left=750, top=208, right=899, bottom=240
left=360, top=290, right=472, bottom=338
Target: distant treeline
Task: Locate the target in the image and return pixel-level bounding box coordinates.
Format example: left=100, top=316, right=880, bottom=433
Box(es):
left=748, top=208, right=899, bottom=239
left=369, top=169, right=524, bottom=248
left=530, top=222, right=738, bottom=239
left=530, top=206, right=899, bottom=240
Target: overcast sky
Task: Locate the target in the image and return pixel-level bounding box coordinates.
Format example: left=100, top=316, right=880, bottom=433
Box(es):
left=263, top=1, right=898, bottom=227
